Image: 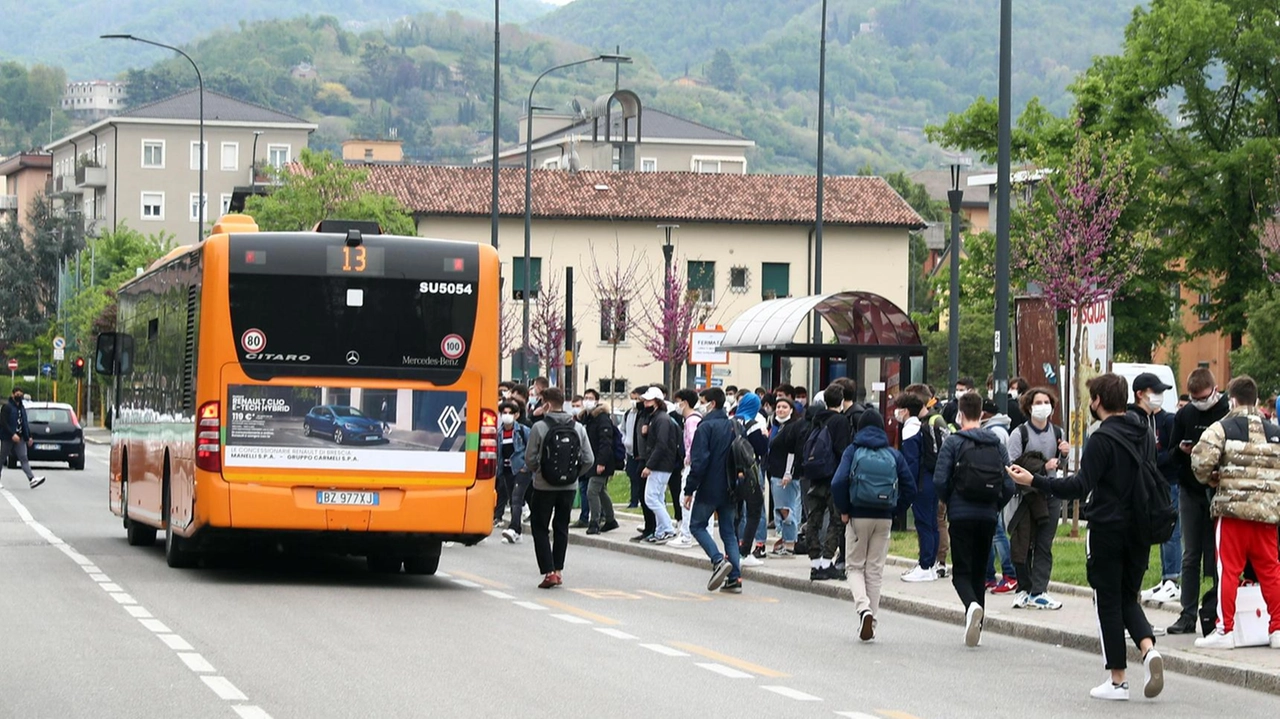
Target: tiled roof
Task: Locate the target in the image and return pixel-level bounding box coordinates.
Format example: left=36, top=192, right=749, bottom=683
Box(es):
left=530, top=108, right=750, bottom=145
left=362, top=166, right=926, bottom=228
left=117, top=89, right=312, bottom=124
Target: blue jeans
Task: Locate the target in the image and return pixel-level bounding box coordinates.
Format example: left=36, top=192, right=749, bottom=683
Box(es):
left=769, top=476, right=802, bottom=542
left=690, top=498, right=741, bottom=581
left=912, top=471, right=939, bottom=569
left=1158, top=482, right=1182, bottom=580
left=644, top=471, right=675, bottom=537
left=986, top=513, right=1015, bottom=582
left=577, top=477, right=590, bottom=523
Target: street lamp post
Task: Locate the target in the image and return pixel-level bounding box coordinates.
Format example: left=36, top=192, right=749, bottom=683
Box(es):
left=658, top=223, right=678, bottom=387
left=250, top=130, right=264, bottom=186
left=491, top=0, right=500, bottom=248
left=812, top=0, right=829, bottom=388
left=521, top=53, right=631, bottom=383
left=994, top=0, right=1013, bottom=414
left=946, top=158, right=969, bottom=393
left=102, top=33, right=204, bottom=244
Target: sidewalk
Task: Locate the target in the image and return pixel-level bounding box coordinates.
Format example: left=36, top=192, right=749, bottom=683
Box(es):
left=568, top=510, right=1280, bottom=696
left=83, top=427, right=110, bottom=446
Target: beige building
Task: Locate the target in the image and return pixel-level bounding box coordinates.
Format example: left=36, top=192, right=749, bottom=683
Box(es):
left=479, top=90, right=754, bottom=174
left=44, top=89, right=316, bottom=244
left=342, top=138, right=405, bottom=163
left=62, top=80, right=129, bottom=121
left=364, top=166, right=924, bottom=393
left=0, top=152, right=53, bottom=230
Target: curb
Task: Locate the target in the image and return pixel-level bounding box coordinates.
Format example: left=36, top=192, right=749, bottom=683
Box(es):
left=569, top=525, right=1280, bottom=697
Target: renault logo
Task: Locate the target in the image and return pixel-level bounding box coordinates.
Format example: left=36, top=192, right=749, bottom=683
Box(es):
left=346, top=351, right=360, bottom=365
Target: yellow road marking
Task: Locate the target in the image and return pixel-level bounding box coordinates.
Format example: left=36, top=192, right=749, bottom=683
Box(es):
left=877, top=711, right=925, bottom=719
left=448, top=570, right=508, bottom=589
left=537, top=598, right=621, bottom=626
left=667, top=642, right=789, bottom=678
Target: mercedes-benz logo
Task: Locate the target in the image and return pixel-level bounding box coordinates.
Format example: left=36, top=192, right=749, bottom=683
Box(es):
left=345, top=351, right=360, bottom=365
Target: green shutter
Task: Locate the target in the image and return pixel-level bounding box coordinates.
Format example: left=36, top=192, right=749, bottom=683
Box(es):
left=761, top=262, right=789, bottom=299
left=512, top=257, right=542, bottom=296
left=687, top=261, right=715, bottom=291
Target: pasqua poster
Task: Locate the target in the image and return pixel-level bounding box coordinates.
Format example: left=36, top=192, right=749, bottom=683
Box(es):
left=1066, top=300, right=1112, bottom=445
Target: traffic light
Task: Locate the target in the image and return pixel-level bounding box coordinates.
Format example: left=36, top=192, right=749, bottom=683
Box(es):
left=72, top=357, right=85, bottom=378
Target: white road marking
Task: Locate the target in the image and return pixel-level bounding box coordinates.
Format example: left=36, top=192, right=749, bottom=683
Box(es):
left=139, top=618, right=172, bottom=633
left=100, top=582, right=123, bottom=592
left=695, top=662, right=753, bottom=679
left=834, top=713, right=881, bottom=719
left=640, top=643, right=690, bottom=657
left=232, top=707, right=274, bottom=719
left=551, top=613, right=592, bottom=625
left=451, top=579, right=483, bottom=588
left=56, top=545, right=92, bottom=565
left=125, top=605, right=153, bottom=618
left=81, top=565, right=101, bottom=573
left=202, top=676, right=248, bottom=701
left=513, top=601, right=547, bottom=611
left=761, top=686, right=822, bottom=701
left=435, top=572, right=452, bottom=578
left=89, top=573, right=110, bottom=582
left=179, top=653, right=217, bottom=673
left=482, top=590, right=515, bottom=600
left=160, top=634, right=195, bottom=651
left=109, top=592, right=137, bottom=605
left=595, top=628, right=638, bottom=640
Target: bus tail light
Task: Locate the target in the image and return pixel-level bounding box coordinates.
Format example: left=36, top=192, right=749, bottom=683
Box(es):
left=196, top=401, right=222, bottom=472
left=477, top=409, right=497, bottom=479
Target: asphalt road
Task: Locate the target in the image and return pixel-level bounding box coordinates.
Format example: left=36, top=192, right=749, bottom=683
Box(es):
left=1, top=444, right=1273, bottom=719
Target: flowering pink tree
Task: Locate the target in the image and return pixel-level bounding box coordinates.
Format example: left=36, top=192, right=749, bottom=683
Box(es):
left=529, top=272, right=566, bottom=382
left=635, top=258, right=712, bottom=389
left=586, top=240, right=647, bottom=405
left=498, top=292, right=521, bottom=361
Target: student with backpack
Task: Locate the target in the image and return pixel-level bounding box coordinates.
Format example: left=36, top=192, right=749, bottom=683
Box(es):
left=1005, top=387, right=1070, bottom=610
left=1008, top=373, right=1165, bottom=701
left=895, top=390, right=940, bottom=582
left=733, top=392, right=770, bottom=564
left=803, top=385, right=853, bottom=581
left=524, top=387, right=594, bottom=589
left=495, top=400, right=530, bottom=529
left=833, top=411, right=916, bottom=642
left=639, top=387, right=682, bottom=545
left=579, top=391, right=620, bottom=536
left=668, top=389, right=704, bottom=549
left=685, top=387, right=744, bottom=594
left=933, top=392, right=1016, bottom=649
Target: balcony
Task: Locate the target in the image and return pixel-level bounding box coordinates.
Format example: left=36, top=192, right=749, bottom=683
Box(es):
left=45, top=175, right=76, bottom=196
left=0, top=195, right=16, bottom=211
left=75, top=165, right=108, bottom=190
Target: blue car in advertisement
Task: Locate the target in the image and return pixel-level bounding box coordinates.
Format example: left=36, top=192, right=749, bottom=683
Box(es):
left=302, top=405, right=385, bottom=445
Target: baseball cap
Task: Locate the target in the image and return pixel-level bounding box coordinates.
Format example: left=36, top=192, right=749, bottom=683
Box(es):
left=640, top=387, right=665, bottom=401
left=1132, top=372, right=1172, bottom=393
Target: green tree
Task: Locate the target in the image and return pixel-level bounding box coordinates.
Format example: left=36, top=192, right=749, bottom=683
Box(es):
left=1230, top=287, right=1280, bottom=400
left=243, top=148, right=416, bottom=234
left=707, top=48, right=738, bottom=92
left=0, top=194, right=84, bottom=343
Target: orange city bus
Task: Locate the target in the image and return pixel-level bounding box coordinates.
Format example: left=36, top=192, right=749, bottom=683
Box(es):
left=94, top=214, right=500, bottom=574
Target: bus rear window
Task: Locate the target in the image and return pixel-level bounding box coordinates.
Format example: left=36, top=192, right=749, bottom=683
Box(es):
left=228, top=274, right=477, bottom=382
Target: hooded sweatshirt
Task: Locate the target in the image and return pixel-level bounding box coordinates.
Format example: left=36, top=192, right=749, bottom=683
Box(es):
left=734, top=392, right=769, bottom=460
left=1169, top=392, right=1230, bottom=494
left=578, top=404, right=617, bottom=476
left=933, top=427, right=1016, bottom=522
left=525, top=410, right=595, bottom=492
left=832, top=411, right=916, bottom=519
left=1030, top=412, right=1148, bottom=529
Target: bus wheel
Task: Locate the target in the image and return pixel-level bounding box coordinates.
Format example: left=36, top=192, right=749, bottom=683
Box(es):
left=366, top=554, right=401, bottom=573
left=163, top=475, right=199, bottom=569
left=123, top=482, right=156, bottom=547
left=403, top=554, right=440, bottom=576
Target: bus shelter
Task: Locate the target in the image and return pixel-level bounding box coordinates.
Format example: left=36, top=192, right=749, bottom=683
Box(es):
left=717, top=290, right=927, bottom=413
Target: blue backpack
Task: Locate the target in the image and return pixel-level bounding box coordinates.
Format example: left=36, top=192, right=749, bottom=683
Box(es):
left=803, top=422, right=838, bottom=480
left=849, top=446, right=899, bottom=510
left=611, top=421, right=626, bottom=464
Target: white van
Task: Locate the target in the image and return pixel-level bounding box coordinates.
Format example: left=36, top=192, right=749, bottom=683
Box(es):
left=1113, top=362, right=1179, bottom=409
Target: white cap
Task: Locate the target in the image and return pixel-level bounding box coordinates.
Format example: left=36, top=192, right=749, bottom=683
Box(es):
left=641, top=387, right=665, bottom=401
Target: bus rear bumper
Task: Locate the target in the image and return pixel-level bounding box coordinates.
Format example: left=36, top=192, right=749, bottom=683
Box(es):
left=181, top=527, right=489, bottom=555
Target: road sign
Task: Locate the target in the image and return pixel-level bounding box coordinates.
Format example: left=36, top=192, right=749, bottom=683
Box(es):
left=52, top=336, right=66, bottom=350
left=42, top=364, right=52, bottom=376
left=52, top=348, right=64, bottom=361
left=6, top=359, right=16, bottom=371
left=689, top=327, right=729, bottom=364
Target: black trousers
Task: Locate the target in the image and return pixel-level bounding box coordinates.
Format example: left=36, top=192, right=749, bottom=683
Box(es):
left=494, top=468, right=514, bottom=522
left=1179, top=486, right=1217, bottom=623
left=1088, top=525, right=1154, bottom=670
left=668, top=471, right=684, bottom=523
left=949, top=518, right=996, bottom=609
left=529, top=487, right=574, bottom=575
left=1012, top=497, right=1060, bottom=596
left=803, top=484, right=843, bottom=560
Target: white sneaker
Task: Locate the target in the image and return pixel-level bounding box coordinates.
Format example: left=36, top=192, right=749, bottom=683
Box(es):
left=964, top=603, right=984, bottom=647
left=1027, top=593, right=1063, bottom=610
left=668, top=536, right=696, bottom=549
left=1270, top=631, right=1280, bottom=649
left=741, top=554, right=764, bottom=567
left=501, top=528, right=522, bottom=544
left=1011, top=590, right=1030, bottom=609
left=1194, top=629, right=1235, bottom=649
left=28, top=476, right=45, bottom=489
left=900, top=564, right=938, bottom=582
left=1143, top=649, right=1164, bottom=698
left=1143, top=580, right=1180, bottom=604
left=1090, top=679, right=1129, bottom=701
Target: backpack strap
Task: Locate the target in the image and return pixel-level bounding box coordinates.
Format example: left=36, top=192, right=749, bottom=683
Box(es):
left=1017, top=423, right=1030, bottom=451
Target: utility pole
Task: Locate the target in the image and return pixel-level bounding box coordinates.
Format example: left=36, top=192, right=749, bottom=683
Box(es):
left=812, top=0, right=829, bottom=389
left=993, top=0, right=1013, bottom=414
left=564, top=266, right=575, bottom=396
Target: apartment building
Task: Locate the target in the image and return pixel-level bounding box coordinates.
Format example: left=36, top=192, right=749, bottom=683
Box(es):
left=0, top=152, right=53, bottom=229
left=44, top=89, right=316, bottom=244
left=62, top=80, right=129, bottom=121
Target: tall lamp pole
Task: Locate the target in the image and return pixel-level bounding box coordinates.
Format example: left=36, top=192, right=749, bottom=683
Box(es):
left=946, top=158, right=969, bottom=393
left=250, top=130, right=264, bottom=186
left=490, top=0, right=500, bottom=248
left=812, top=0, right=829, bottom=388
left=658, top=223, right=678, bottom=388
left=993, top=0, right=1013, bottom=414
left=102, top=34, right=203, bottom=244
left=522, top=53, right=631, bottom=382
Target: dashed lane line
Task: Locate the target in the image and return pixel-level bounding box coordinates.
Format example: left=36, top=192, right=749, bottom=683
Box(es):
left=448, top=570, right=509, bottom=589
left=513, top=600, right=548, bottom=611
left=536, top=597, right=621, bottom=626
left=695, top=662, right=753, bottom=679
left=1, top=488, right=272, bottom=719
left=594, top=628, right=638, bottom=640
left=668, top=641, right=789, bottom=678
left=760, top=686, right=822, bottom=702
left=550, top=613, right=593, bottom=625
left=483, top=590, right=516, bottom=600
left=639, top=643, right=690, bottom=657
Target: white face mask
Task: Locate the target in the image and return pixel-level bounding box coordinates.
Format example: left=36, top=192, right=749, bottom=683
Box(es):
left=1030, top=404, right=1053, bottom=421
left=582, top=399, right=597, bottom=411
left=775, top=412, right=791, bottom=423
left=500, top=413, right=516, bottom=426
left=1191, top=392, right=1219, bottom=412
left=695, top=402, right=708, bottom=414
left=1146, top=392, right=1164, bottom=411
left=893, top=409, right=909, bottom=423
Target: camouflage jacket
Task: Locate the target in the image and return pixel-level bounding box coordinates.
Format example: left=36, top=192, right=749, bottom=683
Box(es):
left=1191, top=407, right=1280, bottom=524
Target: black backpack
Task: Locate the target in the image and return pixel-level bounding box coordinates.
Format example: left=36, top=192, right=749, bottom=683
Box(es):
left=920, top=413, right=951, bottom=473
left=802, top=420, right=838, bottom=481
left=539, top=419, right=583, bottom=486
left=727, top=418, right=763, bottom=503
left=1221, top=415, right=1280, bottom=444
left=1094, top=424, right=1177, bottom=546
left=951, top=438, right=1006, bottom=503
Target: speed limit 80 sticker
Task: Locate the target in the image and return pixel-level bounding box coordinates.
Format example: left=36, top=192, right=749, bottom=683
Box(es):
left=441, top=334, right=466, bottom=360
left=241, top=328, right=267, bottom=354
